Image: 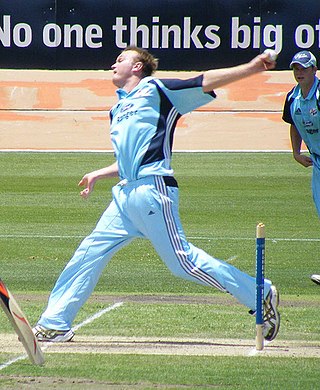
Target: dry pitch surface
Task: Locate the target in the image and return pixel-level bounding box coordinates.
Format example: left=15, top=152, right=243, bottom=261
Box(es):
left=0, top=296, right=319, bottom=388
left=0, top=295, right=318, bottom=360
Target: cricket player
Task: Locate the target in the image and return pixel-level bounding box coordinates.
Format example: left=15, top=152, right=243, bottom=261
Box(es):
left=282, top=50, right=320, bottom=285
left=33, top=47, right=280, bottom=342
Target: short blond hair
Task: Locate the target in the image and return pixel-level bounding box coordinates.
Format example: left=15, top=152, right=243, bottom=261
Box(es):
left=122, top=46, right=158, bottom=77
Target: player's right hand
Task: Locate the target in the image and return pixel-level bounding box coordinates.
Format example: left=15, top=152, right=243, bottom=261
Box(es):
left=294, top=154, right=313, bottom=167
left=252, top=53, right=277, bottom=71
left=78, top=173, right=96, bottom=198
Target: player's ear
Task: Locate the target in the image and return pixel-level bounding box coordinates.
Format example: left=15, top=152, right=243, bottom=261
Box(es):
left=133, top=61, right=144, bottom=73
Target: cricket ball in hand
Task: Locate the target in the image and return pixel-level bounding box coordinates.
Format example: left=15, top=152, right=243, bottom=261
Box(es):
left=264, top=49, right=278, bottom=61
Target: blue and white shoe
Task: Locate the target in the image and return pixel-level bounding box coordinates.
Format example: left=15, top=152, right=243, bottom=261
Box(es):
left=263, top=285, right=280, bottom=341
left=33, top=325, right=74, bottom=342
left=311, top=274, right=320, bottom=285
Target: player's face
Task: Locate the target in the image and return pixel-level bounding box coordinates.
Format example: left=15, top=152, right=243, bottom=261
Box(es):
left=111, top=50, right=139, bottom=88
left=292, top=64, right=317, bottom=87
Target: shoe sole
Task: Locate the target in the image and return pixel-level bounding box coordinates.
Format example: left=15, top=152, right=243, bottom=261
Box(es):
left=39, top=330, right=74, bottom=343
left=33, top=327, right=75, bottom=343
left=264, top=285, right=280, bottom=341
left=311, top=275, right=320, bottom=285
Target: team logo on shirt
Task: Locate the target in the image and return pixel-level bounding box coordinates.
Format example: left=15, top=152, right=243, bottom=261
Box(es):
left=116, top=102, right=138, bottom=123
left=120, top=103, right=134, bottom=112
left=310, top=107, right=318, bottom=116
left=134, top=87, right=153, bottom=97
left=115, top=102, right=138, bottom=123
left=306, top=129, right=319, bottom=134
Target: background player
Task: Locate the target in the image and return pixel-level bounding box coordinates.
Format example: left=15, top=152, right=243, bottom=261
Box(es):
left=33, top=47, right=280, bottom=342
left=282, top=50, right=320, bottom=285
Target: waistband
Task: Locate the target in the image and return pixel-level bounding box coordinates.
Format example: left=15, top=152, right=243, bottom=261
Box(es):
left=163, top=176, right=178, bottom=187
left=117, top=176, right=178, bottom=188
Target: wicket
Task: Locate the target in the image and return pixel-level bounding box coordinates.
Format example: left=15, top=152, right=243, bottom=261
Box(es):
left=255, top=223, right=265, bottom=351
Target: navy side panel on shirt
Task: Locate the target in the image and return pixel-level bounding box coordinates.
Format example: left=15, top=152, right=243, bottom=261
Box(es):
left=282, top=87, right=295, bottom=124
left=141, top=75, right=215, bottom=167
left=141, top=82, right=180, bottom=167
left=160, top=75, right=216, bottom=99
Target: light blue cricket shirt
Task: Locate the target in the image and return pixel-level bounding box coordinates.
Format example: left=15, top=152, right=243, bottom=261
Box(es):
left=283, top=76, right=320, bottom=156
left=110, top=75, right=216, bottom=181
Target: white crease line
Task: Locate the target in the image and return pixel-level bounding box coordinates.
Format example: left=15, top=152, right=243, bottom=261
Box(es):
left=41, top=302, right=124, bottom=354
left=248, top=348, right=263, bottom=356
left=226, top=255, right=239, bottom=263
left=248, top=340, right=272, bottom=356
left=0, top=302, right=124, bottom=370
left=190, top=236, right=320, bottom=242
left=72, top=302, right=124, bottom=332
left=0, top=354, right=27, bottom=371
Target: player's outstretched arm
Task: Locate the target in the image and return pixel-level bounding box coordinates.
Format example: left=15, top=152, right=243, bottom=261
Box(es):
left=202, top=52, right=276, bottom=92
left=78, top=161, right=119, bottom=198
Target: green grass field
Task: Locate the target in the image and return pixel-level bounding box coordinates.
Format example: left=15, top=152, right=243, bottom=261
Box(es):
left=0, top=152, right=319, bottom=389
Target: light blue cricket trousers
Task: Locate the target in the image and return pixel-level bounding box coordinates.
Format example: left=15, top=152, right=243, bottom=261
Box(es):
left=312, top=154, right=320, bottom=217
left=38, top=175, right=272, bottom=330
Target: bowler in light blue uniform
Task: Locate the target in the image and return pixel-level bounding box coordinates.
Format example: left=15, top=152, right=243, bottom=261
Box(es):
left=33, top=47, right=280, bottom=343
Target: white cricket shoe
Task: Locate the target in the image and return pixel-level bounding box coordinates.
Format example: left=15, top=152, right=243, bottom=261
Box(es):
left=263, top=285, right=280, bottom=341
left=33, top=324, right=74, bottom=342
left=311, top=274, right=320, bottom=285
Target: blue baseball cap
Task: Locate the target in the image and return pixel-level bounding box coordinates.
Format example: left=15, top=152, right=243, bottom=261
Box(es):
left=290, top=50, right=317, bottom=68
